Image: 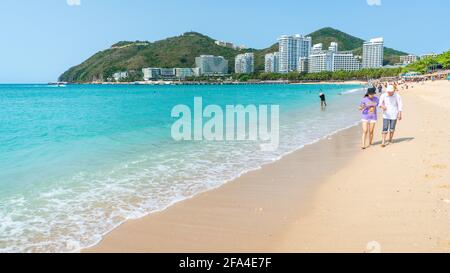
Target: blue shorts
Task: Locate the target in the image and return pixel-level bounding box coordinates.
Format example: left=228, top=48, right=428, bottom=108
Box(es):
left=383, top=119, right=397, bottom=133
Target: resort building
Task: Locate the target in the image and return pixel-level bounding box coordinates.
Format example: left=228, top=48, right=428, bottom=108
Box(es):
left=298, top=57, right=309, bottom=73
left=265, top=52, right=280, bottom=73
left=142, top=68, right=161, bottom=81
left=308, top=50, right=334, bottom=73
left=307, top=42, right=361, bottom=73
left=160, top=68, right=176, bottom=79
left=143, top=67, right=200, bottom=80
left=400, top=55, right=418, bottom=65
left=362, top=37, right=384, bottom=68
left=175, top=68, right=201, bottom=79
left=278, top=34, right=312, bottom=73
left=400, top=55, right=418, bottom=64
left=333, top=51, right=362, bottom=71
left=235, top=53, right=254, bottom=74
left=195, top=55, right=229, bottom=76
left=112, top=71, right=128, bottom=81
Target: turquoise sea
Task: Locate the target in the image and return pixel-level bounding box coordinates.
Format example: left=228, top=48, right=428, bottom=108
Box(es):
left=0, top=83, right=364, bottom=252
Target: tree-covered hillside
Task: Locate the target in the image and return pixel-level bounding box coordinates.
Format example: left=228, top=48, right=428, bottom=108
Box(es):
left=60, top=28, right=409, bottom=83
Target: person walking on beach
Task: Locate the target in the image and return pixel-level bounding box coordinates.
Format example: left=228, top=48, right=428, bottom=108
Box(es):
left=377, top=84, right=383, bottom=94
left=379, top=85, right=403, bottom=148
left=359, top=88, right=379, bottom=150
left=319, top=92, right=327, bottom=109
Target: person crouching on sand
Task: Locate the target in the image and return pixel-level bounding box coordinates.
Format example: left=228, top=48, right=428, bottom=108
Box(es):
left=359, top=88, right=379, bottom=150
left=379, top=85, right=403, bottom=148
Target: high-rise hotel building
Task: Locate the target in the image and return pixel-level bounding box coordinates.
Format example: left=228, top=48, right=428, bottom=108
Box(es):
left=278, top=35, right=312, bottom=73
left=195, top=55, right=229, bottom=76
left=235, top=53, right=254, bottom=74
left=362, top=38, right=384, bottom=68
left=264, top=52, right=280, bottom=73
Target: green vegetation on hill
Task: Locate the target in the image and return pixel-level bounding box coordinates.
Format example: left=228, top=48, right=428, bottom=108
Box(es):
left=60, top=32, right=242, bottom=83
left=59, top=28, right=409, bottom=83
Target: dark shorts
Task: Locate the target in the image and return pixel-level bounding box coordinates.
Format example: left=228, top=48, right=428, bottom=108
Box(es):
left=383, top=119, right=397, bottom=133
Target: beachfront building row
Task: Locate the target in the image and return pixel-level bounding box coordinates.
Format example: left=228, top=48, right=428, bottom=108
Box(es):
left=362, top=37, right=384, bottom=68
left=142, top=67, right=200, bottom=80
left=235, top=53, right=255, bottom=74
left=278, top=35, right=312, bottom=73
left=195, top=55, right=229, bottom=76
left=306, top=43, right=361, bottom=73
left=142, top=55, right=229, bottom=80
left=267, top=44, right=361, bottom=74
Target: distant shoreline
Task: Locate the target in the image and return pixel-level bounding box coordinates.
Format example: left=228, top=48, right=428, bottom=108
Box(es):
left=63, top=80, right=367, bottom=86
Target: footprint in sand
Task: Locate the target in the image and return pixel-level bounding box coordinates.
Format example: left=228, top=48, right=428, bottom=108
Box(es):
left=439, top=185, right=450, bottom=190
left=425, top=173, right=442, bottom=180
left=432, top=164, right=448, bottom=170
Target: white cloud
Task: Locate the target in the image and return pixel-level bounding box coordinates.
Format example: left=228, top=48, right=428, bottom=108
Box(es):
left=67, top=0, right=81, bottom=6
left=367, top=0, right=382, bottom=6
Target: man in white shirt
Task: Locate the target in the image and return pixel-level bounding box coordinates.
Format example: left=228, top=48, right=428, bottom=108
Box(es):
left=379, top=85, right=403, bottom=147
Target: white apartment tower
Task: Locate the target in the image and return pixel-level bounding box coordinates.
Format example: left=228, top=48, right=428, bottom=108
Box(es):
left=235, top=53, right=254, bottom=74
left=362, top=38, right=384, bottom=68
left=265, top=52, right=280, bottom=73
left=278, top=35, right=312, bottom=73
left=308, top=51, right=334, bottom=73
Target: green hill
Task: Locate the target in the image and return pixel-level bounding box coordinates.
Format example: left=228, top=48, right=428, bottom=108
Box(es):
left=59, top=28, right=408, bottom=83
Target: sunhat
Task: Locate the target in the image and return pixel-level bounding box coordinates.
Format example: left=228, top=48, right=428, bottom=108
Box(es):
left=386, top=85, right=395, bottom=93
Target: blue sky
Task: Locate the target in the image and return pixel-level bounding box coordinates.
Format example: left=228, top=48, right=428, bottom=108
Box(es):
left=0, top=0, right=449, bottom=83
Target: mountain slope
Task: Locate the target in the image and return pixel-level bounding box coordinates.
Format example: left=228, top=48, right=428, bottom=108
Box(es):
left=60, top=32, right=243, bottom=82
left=308, top=27, right=365, bottom=51
left=60, top=28, right=408, bottom=82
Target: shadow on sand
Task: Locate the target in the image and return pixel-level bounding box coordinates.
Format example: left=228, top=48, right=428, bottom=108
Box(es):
left=372, top=137, right=415, bottom=146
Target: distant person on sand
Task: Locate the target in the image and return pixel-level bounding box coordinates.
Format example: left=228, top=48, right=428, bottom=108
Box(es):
left=319, top=92, right=327, bottom=109
left=359, top=88, right=379, bottom=150
left=379, top=85, right=403, bottom=148
left=377, top=84, right=383, bottom=94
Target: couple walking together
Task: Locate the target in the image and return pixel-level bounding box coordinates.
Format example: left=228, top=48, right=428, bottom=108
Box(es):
left=360, top=85, right=403, bottom=150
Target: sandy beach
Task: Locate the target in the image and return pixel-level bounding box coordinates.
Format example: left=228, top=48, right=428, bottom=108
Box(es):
left=86, top=80, right=450, bottom=253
